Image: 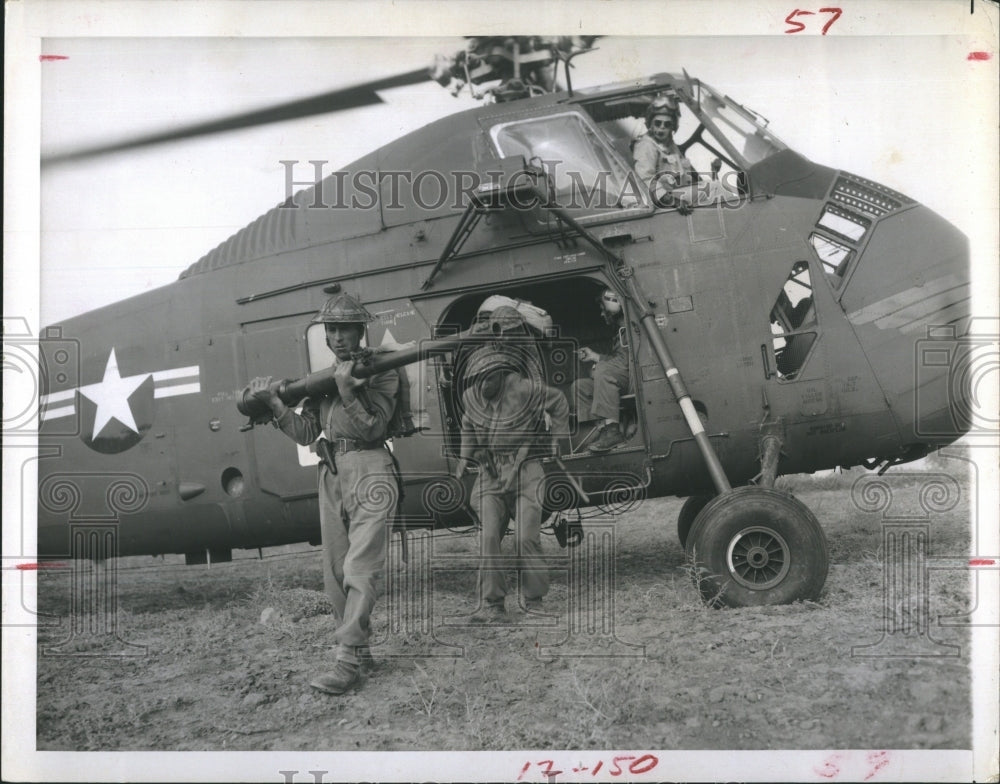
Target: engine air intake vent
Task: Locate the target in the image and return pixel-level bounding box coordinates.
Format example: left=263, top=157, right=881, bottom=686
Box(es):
left=831, top=173, right=913, bottom=219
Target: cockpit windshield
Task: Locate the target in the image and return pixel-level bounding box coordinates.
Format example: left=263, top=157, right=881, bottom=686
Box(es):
left=486, top=77, right=789, bottom=219
left=490, top=112, right=647, bottom=215
left=696, top=85, right=787, bottom=167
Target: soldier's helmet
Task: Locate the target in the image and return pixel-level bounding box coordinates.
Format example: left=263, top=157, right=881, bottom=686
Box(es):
left=599, top=288, right=622, bottom=317
left=488, top=305, right=529, bottom=335
left=477, top=294, right=521, bottom=321
left=463, top=346, right=518, bottom=383
left=646, top=92, right=680, bottom=131
left=312, top=293, right=374, bottom=325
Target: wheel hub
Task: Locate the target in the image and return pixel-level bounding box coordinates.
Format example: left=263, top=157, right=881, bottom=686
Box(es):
left=725, top=526, right=791, bottom=590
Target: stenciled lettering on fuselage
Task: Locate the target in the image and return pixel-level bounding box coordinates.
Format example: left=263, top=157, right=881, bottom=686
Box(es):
left=38, top=347, right=201, bottom=454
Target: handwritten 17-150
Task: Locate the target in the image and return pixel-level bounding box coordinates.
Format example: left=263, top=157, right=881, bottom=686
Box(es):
left=517, top=754, right=659, bottom=781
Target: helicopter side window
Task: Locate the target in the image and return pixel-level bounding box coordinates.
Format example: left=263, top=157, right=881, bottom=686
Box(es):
left=491, top=112, right=646, bottom=213
left=817, top=207, right=869, bottom=242
left=769, top=261, right=818, bottom=381
left=810, top=233, right=854, bottom=287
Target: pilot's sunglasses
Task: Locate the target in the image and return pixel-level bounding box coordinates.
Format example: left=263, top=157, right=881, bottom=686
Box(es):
left=651, top=119, right=673, bottom=128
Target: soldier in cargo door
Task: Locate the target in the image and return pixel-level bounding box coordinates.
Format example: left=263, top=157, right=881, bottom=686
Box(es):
left=249, top=294, right=399, bottom=696
left=571, top=288, right=632, bottom=452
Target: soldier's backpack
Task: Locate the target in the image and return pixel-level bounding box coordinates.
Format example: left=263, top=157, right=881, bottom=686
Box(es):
left=365, top=347, right=420, bottom=439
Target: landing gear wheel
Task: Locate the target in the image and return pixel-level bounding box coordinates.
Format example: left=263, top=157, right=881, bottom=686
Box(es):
left=677, top=494, right=713, bottom=548
left=684, top=486, right=828, bottom=607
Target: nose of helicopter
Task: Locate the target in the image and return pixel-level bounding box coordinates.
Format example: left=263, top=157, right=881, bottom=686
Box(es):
left=839, top=204, right=973, bottom=448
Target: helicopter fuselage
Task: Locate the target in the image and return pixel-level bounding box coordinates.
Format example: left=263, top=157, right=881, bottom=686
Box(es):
left=36, top=73, right=971, bottom=561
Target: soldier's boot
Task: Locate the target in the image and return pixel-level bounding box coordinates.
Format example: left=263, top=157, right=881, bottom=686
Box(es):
left=589, top=422, right=625, bottom=452
left=468, top=599, right=507, bottom=624
left=357, top=646, right=377, bottom=672
left=309, top=660, right=360, bottom=695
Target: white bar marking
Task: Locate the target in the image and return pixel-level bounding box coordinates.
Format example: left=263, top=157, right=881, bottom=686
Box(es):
left=40, top=405, right=75, bottom=422
left=152, top=366, right=200, bottom=382
left=39, top=389, right=75, bottom=404
left=154, top=383, right=201, bottom=398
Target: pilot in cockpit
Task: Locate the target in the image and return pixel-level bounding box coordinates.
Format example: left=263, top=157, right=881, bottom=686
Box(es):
left=632, top=93, right=697, bottom=214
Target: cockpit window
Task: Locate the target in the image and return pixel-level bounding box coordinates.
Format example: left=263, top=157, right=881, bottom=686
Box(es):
left=490, top=112, right=647, bottom=213
left=698, top=88, right=787, bottom=167
left=571, top=79, right=786, bottom=208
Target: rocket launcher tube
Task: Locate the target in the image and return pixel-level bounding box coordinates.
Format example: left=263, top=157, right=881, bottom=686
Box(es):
left=237, top=327, right=482, bottom=420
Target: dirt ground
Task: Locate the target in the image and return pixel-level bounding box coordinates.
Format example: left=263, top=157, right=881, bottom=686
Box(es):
left=35, top=467, right=975, bottom=760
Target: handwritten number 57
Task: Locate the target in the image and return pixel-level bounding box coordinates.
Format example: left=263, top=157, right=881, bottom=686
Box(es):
left=785, top=7, right=843, bottom=34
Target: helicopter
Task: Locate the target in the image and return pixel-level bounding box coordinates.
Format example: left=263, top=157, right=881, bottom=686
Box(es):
left=30, top=36, right=978, bottom=608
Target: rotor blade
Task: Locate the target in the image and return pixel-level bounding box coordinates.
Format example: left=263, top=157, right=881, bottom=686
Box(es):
left=42, top=67, right=431, bottom=168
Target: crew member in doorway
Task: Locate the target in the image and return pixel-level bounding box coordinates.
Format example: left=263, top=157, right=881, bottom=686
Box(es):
left=455, top=346, right=569, bottom=622
left=571, top=288, right=631, bottom=452
left=249, top=293, right=399, bottom=696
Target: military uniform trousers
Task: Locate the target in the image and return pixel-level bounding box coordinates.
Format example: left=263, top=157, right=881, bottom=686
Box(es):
left=471, top=455, right=549, bottom=605
left=571, top=347, right=631, bottom=424
left=317, top=447, right=396, bottom=664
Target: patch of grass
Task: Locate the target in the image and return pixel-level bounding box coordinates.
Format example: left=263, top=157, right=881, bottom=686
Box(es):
left=246, top=570, right=333, bottom=622
left=559, top=664, right=658, bottom=745
left=680, top=546, right=728, bottom=609
left=409, top=662, right=441, bottom=716
left=35, top=467, right=975, bottom=753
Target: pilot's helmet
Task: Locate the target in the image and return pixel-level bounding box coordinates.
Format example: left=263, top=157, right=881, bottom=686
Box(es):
left=645, top=92, right=680, bottom=132
left=312, top=293, right=374, bottom=326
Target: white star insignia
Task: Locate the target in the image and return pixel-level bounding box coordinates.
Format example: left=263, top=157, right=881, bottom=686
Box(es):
left=77, top=348, right=150, bottom=438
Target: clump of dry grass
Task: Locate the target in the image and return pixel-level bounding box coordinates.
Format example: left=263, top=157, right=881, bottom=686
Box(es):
left=680, top=546, right=729, bottom=609
left=248, top=573, right=332, bottom=622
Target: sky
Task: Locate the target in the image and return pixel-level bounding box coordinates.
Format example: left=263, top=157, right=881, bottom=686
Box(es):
left=34, top=30, right=999, bottom=326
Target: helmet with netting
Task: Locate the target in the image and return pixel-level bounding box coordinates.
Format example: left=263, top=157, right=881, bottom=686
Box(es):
left=463, top=346, right=519, bottom=382
left=311, top=293, right=374, bottom=325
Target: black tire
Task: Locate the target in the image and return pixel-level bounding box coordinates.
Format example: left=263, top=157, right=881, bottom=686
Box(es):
left=677, top=494, right=713, bottom=548
left=684, top=486, right=828, bottom=607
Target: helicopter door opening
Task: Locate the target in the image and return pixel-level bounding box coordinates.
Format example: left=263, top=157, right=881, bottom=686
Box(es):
left=435, top=277, right=639, bottom=456
left=768, top=261, right=819, bottom=381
